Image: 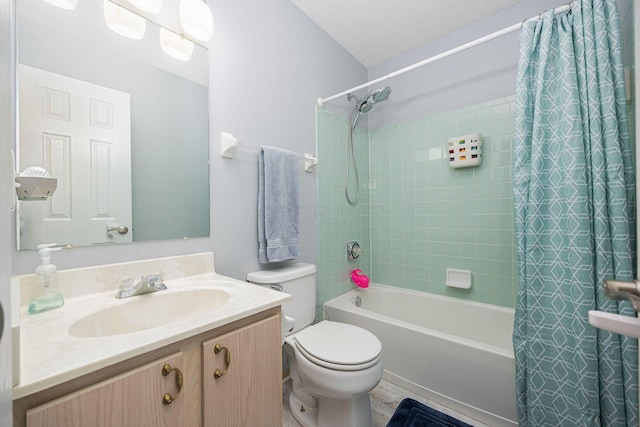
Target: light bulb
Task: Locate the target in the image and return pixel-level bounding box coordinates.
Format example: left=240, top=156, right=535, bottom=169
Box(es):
left=104, top=0, right=146, bottom=40
left=160, top=28, right=194, bottom=61
left=179, top=0, right=213, bottom=43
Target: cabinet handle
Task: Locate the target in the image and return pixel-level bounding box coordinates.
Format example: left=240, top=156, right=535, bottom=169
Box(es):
left=214, top=343, right=231, bottom=379
left=161, top=363, right=184, bottom=405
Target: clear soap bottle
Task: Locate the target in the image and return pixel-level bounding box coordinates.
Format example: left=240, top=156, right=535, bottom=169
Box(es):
left=28, top=244, right=64, bottom=314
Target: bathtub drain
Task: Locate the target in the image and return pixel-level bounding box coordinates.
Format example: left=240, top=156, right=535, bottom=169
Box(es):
left=354, top=296, right=362, bottom=307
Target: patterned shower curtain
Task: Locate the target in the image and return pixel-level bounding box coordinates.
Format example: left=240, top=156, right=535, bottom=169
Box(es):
left=512, top=0, right=638, bottom=425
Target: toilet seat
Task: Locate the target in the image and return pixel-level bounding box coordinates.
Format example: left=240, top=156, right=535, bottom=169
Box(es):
left=293, top=321, right=382, bottom=371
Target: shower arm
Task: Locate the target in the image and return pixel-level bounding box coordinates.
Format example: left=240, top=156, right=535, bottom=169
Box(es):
left=346, top=93, right=366, bottom=130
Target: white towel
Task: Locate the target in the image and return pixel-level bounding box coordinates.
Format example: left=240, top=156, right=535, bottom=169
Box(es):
left=258, top=146, right=299, bottom=263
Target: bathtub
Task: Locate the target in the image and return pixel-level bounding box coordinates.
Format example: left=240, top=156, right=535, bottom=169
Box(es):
left=323, top=284, right=517, bottom=427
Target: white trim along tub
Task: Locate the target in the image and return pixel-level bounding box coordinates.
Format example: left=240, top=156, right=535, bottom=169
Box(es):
left=323, top=284, right=517, bottom=426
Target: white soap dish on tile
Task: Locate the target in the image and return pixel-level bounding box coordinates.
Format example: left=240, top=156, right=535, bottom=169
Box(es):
left=446, top=268, right=472, bottom=289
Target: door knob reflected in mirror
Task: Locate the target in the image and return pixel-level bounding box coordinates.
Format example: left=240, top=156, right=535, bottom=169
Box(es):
left=106, top=225, right=129, bottom=237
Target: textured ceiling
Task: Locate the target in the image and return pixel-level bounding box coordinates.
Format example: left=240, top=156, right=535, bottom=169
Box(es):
left=290, top=0, right=528, bottom=67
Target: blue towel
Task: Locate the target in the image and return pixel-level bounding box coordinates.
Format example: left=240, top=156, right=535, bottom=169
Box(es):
left=258, top=146, right=299, bottom=263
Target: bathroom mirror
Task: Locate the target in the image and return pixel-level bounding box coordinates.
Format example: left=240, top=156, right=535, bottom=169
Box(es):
left=16, top=0, right=210, bottom=250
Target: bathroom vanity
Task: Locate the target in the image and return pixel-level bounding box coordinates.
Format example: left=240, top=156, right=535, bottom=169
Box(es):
left=11, top=253, right=288, bottom=427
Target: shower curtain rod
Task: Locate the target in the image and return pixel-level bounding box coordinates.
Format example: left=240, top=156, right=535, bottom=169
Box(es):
left=317, top=3, right=571, bottom=107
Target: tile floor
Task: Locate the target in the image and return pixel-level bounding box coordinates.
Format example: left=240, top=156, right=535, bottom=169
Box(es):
left=282, top=377, right=487, bottom=427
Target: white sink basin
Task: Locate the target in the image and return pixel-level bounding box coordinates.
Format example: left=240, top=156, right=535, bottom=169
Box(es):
left=69, top=288, right=230, bottom=338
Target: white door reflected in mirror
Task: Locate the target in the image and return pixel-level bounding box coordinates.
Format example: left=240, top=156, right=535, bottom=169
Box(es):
left=18, top=65, right=132, bottom=249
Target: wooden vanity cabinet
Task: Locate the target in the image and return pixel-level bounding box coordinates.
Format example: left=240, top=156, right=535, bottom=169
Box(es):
left=203, top=315, right=282, bottom=427
left=26, top=352, right=188, bottom=427
left=14, top=308, right=281, bottom=427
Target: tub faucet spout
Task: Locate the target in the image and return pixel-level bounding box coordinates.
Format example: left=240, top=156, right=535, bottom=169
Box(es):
left=116, top=273, right=167, bottom=299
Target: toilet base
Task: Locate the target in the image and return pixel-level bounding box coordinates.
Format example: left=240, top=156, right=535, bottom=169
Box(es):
left=289, top=390, right=373, bottom=427
left=289, top=391, right=319, bottom=427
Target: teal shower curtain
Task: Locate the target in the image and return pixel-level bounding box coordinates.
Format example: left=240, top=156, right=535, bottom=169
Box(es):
left=512, top=0, right=638, bottom=425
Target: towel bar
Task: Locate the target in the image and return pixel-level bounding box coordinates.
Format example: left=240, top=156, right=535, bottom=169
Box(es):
left=219, top=131, right=317, bottom=172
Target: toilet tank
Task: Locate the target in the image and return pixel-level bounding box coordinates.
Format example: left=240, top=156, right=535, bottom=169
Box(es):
left=247, top=263, right=317, bottom=334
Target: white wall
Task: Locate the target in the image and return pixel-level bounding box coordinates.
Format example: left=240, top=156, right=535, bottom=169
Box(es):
left=366, top=0, right=571, bottom=129
left=12, top=0, right=365, bottom=279
left=208, top=0, right=365, bottom=280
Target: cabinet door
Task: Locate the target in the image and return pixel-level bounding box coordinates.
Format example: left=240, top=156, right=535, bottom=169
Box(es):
left=203, top=315, right=282, bottom=427
left=26, top=352, right=185, bottom=427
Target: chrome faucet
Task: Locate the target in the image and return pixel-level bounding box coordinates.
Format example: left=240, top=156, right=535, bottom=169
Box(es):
left=116, top=273, right=167, bottom=299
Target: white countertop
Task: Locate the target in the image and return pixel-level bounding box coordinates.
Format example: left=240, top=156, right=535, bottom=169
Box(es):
left=14, top=273, right=290, bottom=399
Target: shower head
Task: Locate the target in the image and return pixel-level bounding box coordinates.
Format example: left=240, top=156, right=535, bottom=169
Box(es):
left=348, top=86, right=392, bottom=129
left=371, top=86, right=392, bottom=103
left=354, top=86, right=392, bottom=113
left=358, top=101, right=374, bottom=114
left=344, top=85, right=392, bottom=205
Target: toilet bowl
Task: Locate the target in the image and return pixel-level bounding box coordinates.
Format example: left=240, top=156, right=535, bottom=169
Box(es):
left=247, top=264, right=383, bottom=427
left=285, top=321, right=383, bottom=427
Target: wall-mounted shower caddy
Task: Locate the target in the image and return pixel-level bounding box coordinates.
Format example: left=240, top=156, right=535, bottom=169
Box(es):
left=447, top=133, right=482, bottom=168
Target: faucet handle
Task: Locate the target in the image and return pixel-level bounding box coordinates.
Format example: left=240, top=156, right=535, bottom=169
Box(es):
left=152, top=270, right=166, bottom=283
left=117, top=274, right=133, bottom=291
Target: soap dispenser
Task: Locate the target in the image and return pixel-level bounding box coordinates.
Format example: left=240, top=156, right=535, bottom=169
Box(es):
left=28, top=244, right=64, bottom=314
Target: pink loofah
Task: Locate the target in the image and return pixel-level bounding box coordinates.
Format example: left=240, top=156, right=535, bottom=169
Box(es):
left=351, top=269, right=370, bottom=288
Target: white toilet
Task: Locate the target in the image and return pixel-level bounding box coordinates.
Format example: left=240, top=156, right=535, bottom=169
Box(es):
left=247, top=263, right=383, bottom=427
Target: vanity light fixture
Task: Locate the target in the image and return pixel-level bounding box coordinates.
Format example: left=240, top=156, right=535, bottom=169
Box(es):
left=104, top=0, right=147, bottom=40
left=179, top=0, right=213, bottom=43
left=127, top=0, right=163, bottom=14
left=41, top=0, right=78, bottom=10
left=160, top=27, right=194, bottom=61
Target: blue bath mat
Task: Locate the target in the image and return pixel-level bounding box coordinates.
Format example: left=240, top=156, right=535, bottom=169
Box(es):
left=387, top=398, right=472, bottom=427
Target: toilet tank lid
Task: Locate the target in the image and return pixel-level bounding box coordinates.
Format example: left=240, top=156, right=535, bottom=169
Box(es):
left=247, top=263, right=317, bottom=284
